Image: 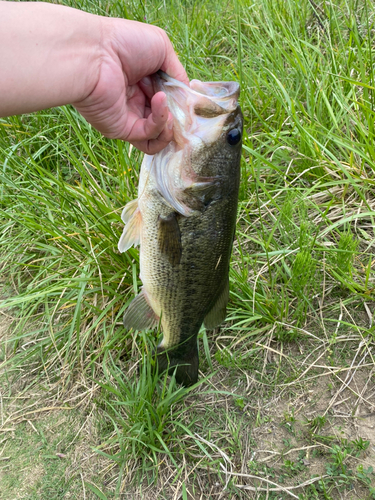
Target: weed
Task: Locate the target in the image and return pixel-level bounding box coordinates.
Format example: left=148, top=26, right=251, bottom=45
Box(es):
left=335, top=230, right=359, bottom=276
left=96, top=347, right=196, bottom=474
left=282, top=458, right=306, bottom=477
left=309, top=415, right=327, bottom=432
left=352, top=436, right=370, bottom=454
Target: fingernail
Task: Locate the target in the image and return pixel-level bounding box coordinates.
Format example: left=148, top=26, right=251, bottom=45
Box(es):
left=167, top=118, right=174, bottom=130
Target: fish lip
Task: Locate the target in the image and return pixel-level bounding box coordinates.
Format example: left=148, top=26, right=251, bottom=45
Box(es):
left=155, top=71, right=240, bottom=108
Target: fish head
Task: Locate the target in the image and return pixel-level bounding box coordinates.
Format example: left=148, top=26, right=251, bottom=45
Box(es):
left=149, top=72, right=243, bottom=216
left=155, top=71, right=243, bottom=156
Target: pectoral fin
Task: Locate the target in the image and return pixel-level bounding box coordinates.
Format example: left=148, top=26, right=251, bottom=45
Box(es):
left=185, top=177, right=221, bottom=193
left=118, top=200, right=142, bottom=253
left=123, top=289, right=159, bottom=330
left=204, top=278, right=229, bottom=329
left=121, top=198, right=138, bottom=224
left=158, top=212, right=182, bottom=266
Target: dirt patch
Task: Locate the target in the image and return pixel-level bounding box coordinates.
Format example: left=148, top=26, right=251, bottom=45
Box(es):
left=0, top=391, right=108, bottom=500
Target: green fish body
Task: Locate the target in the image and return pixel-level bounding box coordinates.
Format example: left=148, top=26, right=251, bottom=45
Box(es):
left=118, top=73, right=243, bottom=385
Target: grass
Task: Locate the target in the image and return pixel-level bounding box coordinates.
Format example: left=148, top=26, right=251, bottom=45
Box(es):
left=1, top=0, right=375, bottom=498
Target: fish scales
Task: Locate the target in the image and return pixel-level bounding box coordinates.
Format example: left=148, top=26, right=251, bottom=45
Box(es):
left=118, top=72, right=243, bottom=386
left=141, top=152, right=239, bottom=345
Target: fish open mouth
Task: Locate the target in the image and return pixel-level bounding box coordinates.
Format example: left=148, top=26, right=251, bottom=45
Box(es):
left=157, top=70, right=239, bottom=111
left=154, top=71, right=241, bottom=147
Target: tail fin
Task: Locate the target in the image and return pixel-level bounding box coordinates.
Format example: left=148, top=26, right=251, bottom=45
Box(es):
left=156, top=343, right=199, bottom=387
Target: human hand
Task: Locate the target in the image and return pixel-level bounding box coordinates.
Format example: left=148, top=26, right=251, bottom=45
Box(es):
left=74, top=19, right=189, bottom=154
left=0, top=2, right=188, bottom=154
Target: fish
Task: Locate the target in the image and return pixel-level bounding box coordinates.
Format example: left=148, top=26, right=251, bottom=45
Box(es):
left=118, top=71, right=243, bottom=386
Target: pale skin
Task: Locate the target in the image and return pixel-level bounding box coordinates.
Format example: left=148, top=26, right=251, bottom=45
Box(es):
left=0, top=1, right=189, bottom=154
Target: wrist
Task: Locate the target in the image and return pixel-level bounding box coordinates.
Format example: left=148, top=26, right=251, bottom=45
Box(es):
left=0, top=2, right=103, bottom=116
left=64, top=8, right=105, bottom=104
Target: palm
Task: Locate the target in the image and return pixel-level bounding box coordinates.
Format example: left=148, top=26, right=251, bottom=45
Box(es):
left=74, top=19, right=188, bottom=154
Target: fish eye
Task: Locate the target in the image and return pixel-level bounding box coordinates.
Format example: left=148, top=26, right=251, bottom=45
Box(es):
left=226, top=128, right=242, bottom=146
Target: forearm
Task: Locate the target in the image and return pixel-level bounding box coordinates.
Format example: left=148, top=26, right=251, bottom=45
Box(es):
left=0, top=1, right=102, bottom=117
left=0, top=1, right=188, bottom=153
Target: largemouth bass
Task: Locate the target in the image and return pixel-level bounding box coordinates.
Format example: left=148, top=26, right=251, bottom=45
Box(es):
left=118, top=72, right=242, bottom=386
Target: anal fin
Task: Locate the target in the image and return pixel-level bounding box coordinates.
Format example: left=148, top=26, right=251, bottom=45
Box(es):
left=123, top=289, right=158, bottom=330
left=204, top=278, right=229, bottom=329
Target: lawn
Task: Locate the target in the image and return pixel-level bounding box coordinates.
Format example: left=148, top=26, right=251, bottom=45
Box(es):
left=0, top=0, right=375, bottom=498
